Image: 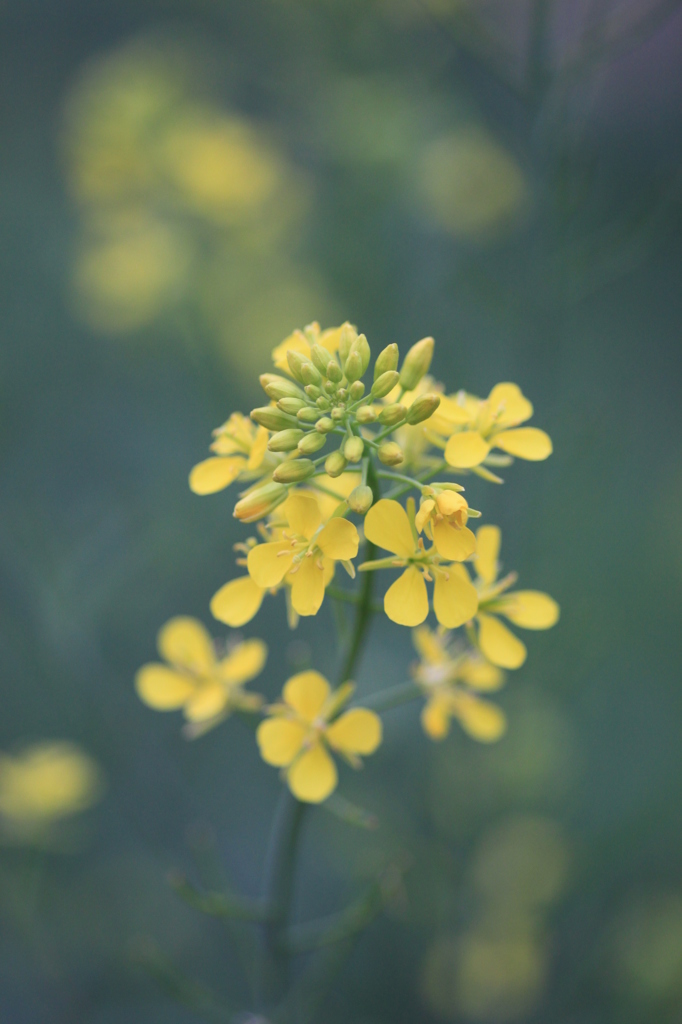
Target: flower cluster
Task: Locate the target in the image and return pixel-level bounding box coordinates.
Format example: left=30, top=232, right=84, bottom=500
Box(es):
left=136, top=322, right=559, bottom=803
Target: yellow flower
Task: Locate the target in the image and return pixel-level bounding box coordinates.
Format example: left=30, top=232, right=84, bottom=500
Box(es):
left=189, top=412, right=270, bottom=495
left=256, top=671, right=382, bottom=803
left=412, top=625, right=506, bottom=742
left=414, top=486, right=476, bottom=561
left=360, top=499, right=478, bottom=628
left=135, top=616, right=265, bottom=733
left=0, top=743, right=102, bottom=834
left=471, top=525, right=560, bottom=668
left=245, top=492, right=359, bottom=617
left=434, top=383, right=552, bottom=469
left=271, top=321, right=345, bottom=374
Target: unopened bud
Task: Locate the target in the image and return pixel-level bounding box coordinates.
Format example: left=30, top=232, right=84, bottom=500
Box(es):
left=315, top=417, right=334, bottom=433
left=316, top=396, right=331, bottom=410
left=350, top=334, right=371, bottom=375
left=405, top=393, right=441, bottom=425
left=304, top=384, right=321, bottom=400
left=298, top=432, right=327, bottom=455
left=356, top=405, right=378, bottom=424
left=251, top=406, right=299, bottom=431
left=344, top=350, right=363, bottom=383
left=277, top=397, right=306, bottom=415
left=338, top=322, right=358, bottom=365
left=378, top=403, right=406, bottom=427
left=374, top=343, right=399, bottom=380
left=378, top=441, right=404, bottom=466
left=331, top=407, right=345, bottom=421
left=349, top=380, right=365, bottom=401
left=233, top=481, right=287, bottom=522
left=300, top=361, right=322, bottom=387
left=297, top=407, right=320, bottom=424
left=371, top=371, right=400, bottom=399
left=326, top=361, right=343, bottom=384
left=261, top=373, right=306, bottom=402
left=399, top=337, right=434, bottom=391
left=272, top=459, right=315, bottom=484
left=348, top=485, right=374, bottom=514
left=343, top=436, right=365, bottom=463
left=268, top=428, right=305, bottom=452
left=325, top=451, right=348, bottom=477
left=310, top=343, right=333, bottom=376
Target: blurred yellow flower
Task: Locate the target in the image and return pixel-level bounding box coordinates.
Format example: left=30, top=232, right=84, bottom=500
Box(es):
left=256, top=671, right=381, bottom=803
left=135, top=616, right=265, bottom=733
left=189, top=413, right=270, bottom=495
left=271, top=321, right=345, bottom=374
left=0, top=743, right=102, bottom=833
left=360, top=499, right=478, bottom=628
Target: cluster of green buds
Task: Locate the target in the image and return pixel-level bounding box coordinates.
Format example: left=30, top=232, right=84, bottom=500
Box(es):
left=244, top=325, right=441, bottom=519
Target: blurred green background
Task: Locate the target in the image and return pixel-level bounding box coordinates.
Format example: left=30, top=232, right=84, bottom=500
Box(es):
left=1, top=0, right=681, bottom=1021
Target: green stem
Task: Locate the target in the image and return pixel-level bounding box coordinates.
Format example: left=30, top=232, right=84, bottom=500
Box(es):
left=376, top=470, right=426, bottom=490
left=358, top=681, right=422, bottom=714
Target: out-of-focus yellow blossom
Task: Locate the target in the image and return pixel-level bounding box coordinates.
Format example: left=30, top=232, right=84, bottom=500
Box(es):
left=434, top=383, right=552, bottom=470
left=0, top=743, right=102, bottom=835
left=135, top=616, right=265, bottom=733
left=360, top=499, right=478, bottom=628
left=412, top=626, right=506, bottom=742
left=272, top=321, right=346, bottom=374
left=471, top=525, right=560, bottom=668
left=256, top=671, right=381, bottom=803
left=189, top=412, right=270, bottom=495
left=245, top=493, right=359, bottom=617
left=414, top=486, right=476, bottom=561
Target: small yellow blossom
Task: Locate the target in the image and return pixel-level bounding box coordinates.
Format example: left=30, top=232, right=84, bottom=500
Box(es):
left=415, top=486, right=476, bottom=561
left=271, top=321, right=345, bottom=374
left=0, top=743, right=102, bottom=835
left=135, top=616, right=265, bottom=732
left=471, top=525, right=560, bottom=668
left=189, top=412, right=270, bottom=495
left=256, top=671, right=382, bottom=803
left=245, top=492, right=359, bottom=617
left=360, top=499, right=478, bottom=628
left=412, top=626, right=506, bottom=742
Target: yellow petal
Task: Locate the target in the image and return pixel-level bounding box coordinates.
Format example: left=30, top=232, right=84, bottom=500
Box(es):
left=486, top=382, right=533, bottom=428
left=271, top=329, right=309, bottom=373
left=135, top=664, right=195, bottom=710
left=384, top=567, right=429, bottom=626
left=415, top=499, right=436, bottom=534
left=492, top=427, right=552, bottom=460
left=283, top=670, right=330, bottom=722
left=189, top=456, right=245, bottom=495
left=458, top=656, right=505, bottom=691
left=499, top=590, right=560, bottom=629
left=326, top=709, right=382, bottom=755
left=364, top=499, right=415, bottom=558
left=413, top=625, right=447, bottom=665
left=433, top=566, right=478, bottom=628
left=247, top=541, right=296, bottom=588
left=454, top=693, right=507, bottom=742
left=247, top=426, right=269, bottom=470
left=475, top=525, right=501, bottom=585
left=218, top=638, right=267, bottom=684
left=477, top=613, right=527, bottom=668
left=287, top=742, right=338, bottom=803
left=257, top=718, right=307, bottom=766
left=319, top=324, right=344, bottom=354
left=290, top=555, right=326, bottom=616
left=158, top=617, right=215, bottom=674
left=283, top=492, right=322, bottom=540
left=317, top=518, right=359, bottom=561
left=427, top=394, right=472, bottom=434
left=432, top=521, right=476, bottom=561
left=210, top=576, right=265, bottom=627
left=184, top=682, right=229, bottom=722
left=434, top=490, right=467, bottom=516
left=445, top=431, right=491, bottom=468
left=421, top=696, right=452, bottom=740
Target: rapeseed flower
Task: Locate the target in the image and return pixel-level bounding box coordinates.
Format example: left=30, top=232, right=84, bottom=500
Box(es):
left=189, top=412, right=270, bottom=495
left=271, top=321, right=345, bottom=374
left=415, top=486, right=476, bottom=561
left=471, top=525, right=560, bottom=668
left=135, top=616, right=265, bottom=733
left=256, top=671, right=382, bottom=802
left=360, top=499, right=478, bottom=628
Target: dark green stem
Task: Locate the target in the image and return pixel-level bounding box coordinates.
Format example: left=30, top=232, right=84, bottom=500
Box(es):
left=358, top=681, right=422, bottom=714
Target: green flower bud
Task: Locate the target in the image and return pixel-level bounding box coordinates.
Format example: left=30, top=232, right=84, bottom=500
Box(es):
left=251, top=406, right=299, bottom=431
left=277, top=397, right=306, bottom=414
left=338, top=323, right=357, bottom=365
left=325, top=450, right=348, bottom=477
left=378, top=403, right=406, bottom=426
left=233, top=481, right=287, bottom=522
left=297, top=406, right=321, bottom=424
left=356, top=405, right=378, bottom=424
left=272, top=459, right=315, bottom=484
left=300, top=361, right=323, bottom=387
left=343, top=436, right=365, bottom=463
left=371, top=370, right=400, bottom=399
left=260, top=374, right=306, bottom=401
left=348, top=485, right=374, bottom=514
left=326, top=361, right=343, bottom=384
left=399, top=337, right=434, bottom=391
left=268, top=428, right=305, bottom=452
left=373, top=343, right=399, bottom=380
left=316, top=417, right=334, bottom=433
left=344, top=350, right=363, bottom=383
left=331, top=407, right=345, bottom=421
left=286, top=350, right=309, bottom=384
left=350, top=334, right=371, bottom=375
left=378, top=441, right=404, bottom=466
left=349, top=380, right=365, bottom=401
left=298, top=432, right=327, bottom=455
left=304, top=384, right=321, bottom=400
left=316, top=396, right=331, bottom=410
left=310, top=344, right=333, bottom=376
left=405, top=393, right=441, bottom=425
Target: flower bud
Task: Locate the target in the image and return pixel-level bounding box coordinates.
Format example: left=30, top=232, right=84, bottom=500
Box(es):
left=371, top=371, right=400, bottom=399
left=316, top=396, right=331, bottom=410
left=326, top=361, right=343, bottom=384
left=233, top=481, right=287, bottom=522
left=285, top=349, right=308, bottom=384
left=310, top=343, right=333, bottom=376
left=336, top=388, right=348, bottom=401
left=298, top=431, right=327, bottom=454
left=373, top=343, right=399, bottom=380
left=378, top=403, right=406, bottom=426
left=261, top=373, right=306, bottom=401
left=304, top=384, right=321, bottom=400
left=268, top=428, right=305, bottom=452
left=343, top=436, right=365, bottom=463
left=331, top=407, right=345, bottom=421
left=300, top=361, right=323, bottom=387
left=405, top=393, right=441, bottom=425
left=325, top=450, right=347, bottom=477
left=399, top=337, right=434, bottom=391
left=338, top=322, right=357, bottom=365
left=378, top=441, right=404, bottom=466
left=344, top=350, right=363, bottom=383
left=277, top=397, right=306, bottom=415
left=356, top=405, right=378, bottom=424
left=349, top=380, right=365, bottom=401
left=350, top=334, right=371, bottom=375
left=272, top=459, right=315, bottom=483
left=297, top=407, right=320, bottom=424
left=348, top=485, right=374, bottom=514
left=251, top=406, right=299, bottom=431
left=315, top=417, right=334, bottom=433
